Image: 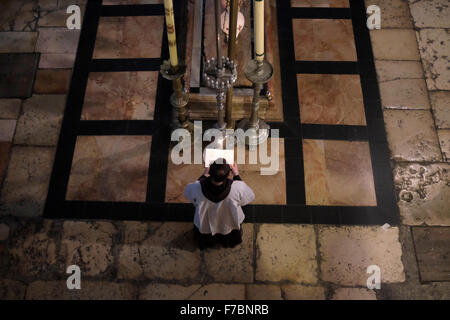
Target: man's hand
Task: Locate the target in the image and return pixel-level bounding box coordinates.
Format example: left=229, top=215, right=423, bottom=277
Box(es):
left=231, top=163, right=239, bottom=176
left=203, top=167, right=210, bottom=177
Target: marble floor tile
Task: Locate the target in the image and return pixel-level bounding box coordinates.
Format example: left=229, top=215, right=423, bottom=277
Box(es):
left=0, top=146, right=55, bottom=217
left=93, top=16, right=164, bottom=59
left=383, top=110, right=442, bottom=162
left=291, top=0, right=349, bottom=7
left=303, top=139, right=377, bottom=206
left=34, top=69, right=71, bottom=94
left=81, top=71, right=158, bottom=120
left=293, top=19, right=357, bottom=61
left=36, top=28, right=80, bottom=54
left=297, top=74, right=366, bottom=125
left=66, top=135, right=152, bottom=202
left=0, top=32, right=37, bottom=53
left=416, top=28, right=450, bottom=90
left=255, top=224, right=318, bottom=283
left=365, top=0, right=413, bottom=28
left=165, top=138, right=286, bottom=205
left=430, top=91, right=450, bottom=129
left=13, top=94, right=66, bottom=146
left=394, top=162, right=450, bottom=225
left=437, top=130, right=450, bottom=162
left=0, top=99, right=21, bottom=119
left=319, top=226, right=405, bottom=286
left=0, top=119, right=16, bottom=141
left=0, top=53, right=39, bottom=98
left=370, top=29, right=420, bottom=61
left=375, top=60, right=424, bottom=82
left=409, top=0, right=450, bottom=28
left=379, top=78, right=431, bottom=110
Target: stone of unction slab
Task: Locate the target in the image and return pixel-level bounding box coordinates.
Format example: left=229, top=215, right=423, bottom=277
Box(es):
left=0, top=146, right=55, bottom=217
left=34, top=69, right=71, bottom=94
left=0, top=99, right=21, bottom=118
left=255, top=224, right=318, bottom=283
left=281, top=285, right=326, bottom=300
left=139, top=283, right=201, bottom=300
left=380, top=79, right=430, bottom=110
left=412, top=227, right=450, bottom=282
left=370, top=29, right=420, bottom=61
left=13, top=94, right=66, bottom=146
left=60, top=221, right=117, bottom=276
left=394, top=163, right=450, bottom=225
left=375, top=60, right=424, bottom=82
left=0, top=53, right=39, bottom=98
left=318, top=226, right=405, bottom=286
left=36, top=28, right=80, bottom=54
left=247, top=284, right=283, bottom=300
left=430, top=91, right=450, bottom=129
left=331, top=288, right=376, bottom=300
left=383, top=110, right=442, bottom=162
left=416, top=28, right=450, bottom=90
left=409, top=0, right=450, bottom=28
left=0, top=224, right=9, bottom=241
left=0, top=32, right=37, bottom=53
left=204, top=224, right=254, bottom=283
left=0, top=279, right=26, bottom=299
left=438, top=130, right=450, bottom=162
left=188, top=284, right=245, bottom=300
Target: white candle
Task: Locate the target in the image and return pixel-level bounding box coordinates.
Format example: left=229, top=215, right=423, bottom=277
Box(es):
left=164, top=0, right=178, bottom=67
left=254, top=0, right=264, bottom=62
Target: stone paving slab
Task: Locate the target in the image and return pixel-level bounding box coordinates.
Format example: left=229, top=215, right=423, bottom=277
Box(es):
left=394, top=162, right=450, bottom=226
left=0, top=32, right=37, bottom=53
left=34, top=69, right=71, bottom=94
left=0, top=53, right=39, bottom=98
left=331, top=288, right=376, bottom=300
left=188, top=284, right=245, bottom=300
left=0, top=146, right=55, bottom=217
left=0, top=99, right=21, bottom=119
left=437, top=130, right=450, bottom=162
left=370, top=29, right=420, bottom=61
left=412, top=227, right=450, bottom=282
left=365, top=0, right=413, bottom=28
left=255, top=224, right=318, bottom=284
left=139, top=283, right=202, bottom=300
left=318, top=226, right=405, bottom=286
left=13, top=94, right=66, bottom=146
left=247, top=284, right=283, bottom=300
left=0, top=279, right=27, bottom=300
left=375, top=60, right=424, bottom=82
left=38, top=53, right=76, bottom=69
left=0, top=119, right=16, bottom=141
left=380, top=79, right=430, bottom=110
left=408, top=0, right=450, bottom=28
left=416, top=28, right=450, bottom=90
left=36, top=28, right=80, bottom=54
left=281, top=284, right=326, bottom=300
left=430, top=91, right=450, bottom=129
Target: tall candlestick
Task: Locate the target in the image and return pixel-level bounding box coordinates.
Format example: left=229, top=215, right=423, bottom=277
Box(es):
left=254, top=0, right=264, bottom=63
left=164, top=0, right=178, bottom=68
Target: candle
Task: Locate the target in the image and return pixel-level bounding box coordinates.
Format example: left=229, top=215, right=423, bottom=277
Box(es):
left=164, top=0, right=178, bottom=68
left=254, top=0, right=264, bottom=63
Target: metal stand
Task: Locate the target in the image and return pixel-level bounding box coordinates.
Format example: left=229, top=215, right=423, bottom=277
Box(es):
left=237, top=58, right=273, bottom=146
left=160, top=60, right=194, bottom=133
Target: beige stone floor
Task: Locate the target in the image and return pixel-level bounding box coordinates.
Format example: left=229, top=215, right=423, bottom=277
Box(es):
left=0, top=0, right=449, bottom=300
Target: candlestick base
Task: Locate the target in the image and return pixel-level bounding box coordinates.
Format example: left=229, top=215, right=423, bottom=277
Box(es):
left=236, top=118, right=270, bottom=147
left=244, top=59, right=273, bottom=85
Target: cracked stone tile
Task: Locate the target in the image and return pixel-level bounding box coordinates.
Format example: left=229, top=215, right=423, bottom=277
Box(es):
left=204, top=224, right=254, bottom=283
left=438, top=130, right=450, bottom=161
left=34, top=69, right=71, bottom=94
left=247, top=284, right=283, bottom=300
left=319, top=226, right=405, bottom=286
left=122, top=221, right=153, bottom=244
left=394, top=162, right=450, bottom=225
left=0, top=32, right=37, bottom=53
left=0, top=279, right=27, bottom=299
left=375, top=60, right=424, bottom=82
left=0, top=146, right=55, bottom=217
left=380, top=79, right=431, bottom=110
left=255, top=224, right=318, bottom=283
left=365, top=0, right=413, bottom=28
left=26, top=281, right=137, bottom=300
left=370, top=29, right=420, bottom=60
left=38, top=53, right=76, bottom=69
left=118, top=222, right=201, bottom=281
left=60, top=221, right=117, bottom=277
left=0, top=224, right=10, bottom=241
left=7, top=220, right=59, bottom=277
left=188, top=284, right=245, bottom=300
left=384, top=109, right=442, bottom=162
left=409, top=0, right=450, bottom=28
left=430, top=91, right=450, bottom=129
left=139, top=283, right=202, bottom=300
left=281, top=285, right=326, bottom=300
left=0, top=99, right=22, bottom=119
left=416, top=28, right=450, bottom=90
left=0, top=119, right=16, bottom=141
left=331, top=288, right=377, bottom=300
left=13, top=94, right=66, bottom=146
left=36, top=28, right=80, bottom=54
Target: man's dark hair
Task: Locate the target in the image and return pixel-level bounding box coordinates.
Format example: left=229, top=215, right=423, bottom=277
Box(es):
left=209, top=158, right=231, bottom=183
